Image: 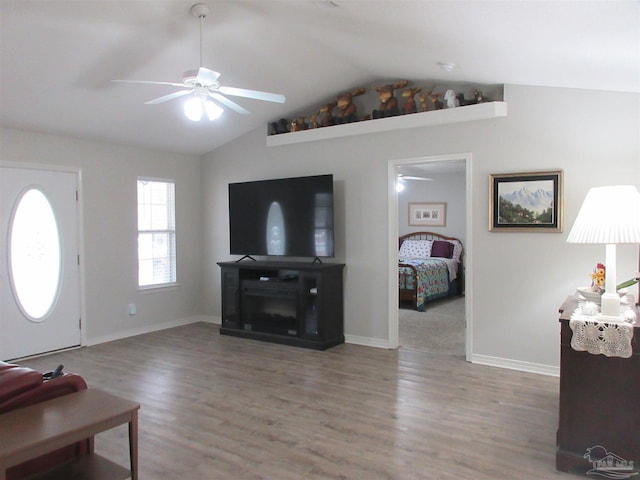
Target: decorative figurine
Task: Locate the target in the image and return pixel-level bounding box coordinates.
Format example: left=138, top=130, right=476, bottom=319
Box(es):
left=372, top=80, right=408, bottom=118
left=417, top=91, right=432, bottom=112
left=401, top=87, right=422, bottom=114
left=591, top=263, right=606, bottom=289
left=335, top=87, right=366, bottom=124
left=431, top=92, right=443, bottom=110
left=290, top=117, right=308, bottom=132
left=269, top=118, right=289, bottom=135
left=307, top=111, right=319, bottom=129
left=318, top=101, right=337, bottom=127
left=444, top=89, right=459, bottom=108
left=279, top=118, right=289, bottom=133
left=474, top=90, right=489, bottom=103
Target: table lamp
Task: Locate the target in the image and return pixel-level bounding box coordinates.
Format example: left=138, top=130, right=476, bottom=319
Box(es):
left=566, top=185, right=640, bottom=320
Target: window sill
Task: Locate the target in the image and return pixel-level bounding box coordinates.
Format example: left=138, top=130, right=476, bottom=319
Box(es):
left=138, top=283, right=180, bottom=294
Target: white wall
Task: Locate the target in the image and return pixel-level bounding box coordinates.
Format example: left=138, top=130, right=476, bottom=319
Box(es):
left=0, top=128, right=204, bottom=344
left=397, top=171, right=466, bottom=243
left=3, top=83, right=635, bottom=372
left=202, top=84, right=640, bottom=371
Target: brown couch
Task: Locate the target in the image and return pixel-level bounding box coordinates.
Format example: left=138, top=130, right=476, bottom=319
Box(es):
left=0, top=361, right=89, bottom=479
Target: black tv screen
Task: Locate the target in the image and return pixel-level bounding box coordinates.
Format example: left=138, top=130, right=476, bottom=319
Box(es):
left=229, top=174, right=334, bottom=258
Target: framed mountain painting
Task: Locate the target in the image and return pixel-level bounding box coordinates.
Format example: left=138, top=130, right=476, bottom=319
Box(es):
left=489, top=170, right=563, bottom=232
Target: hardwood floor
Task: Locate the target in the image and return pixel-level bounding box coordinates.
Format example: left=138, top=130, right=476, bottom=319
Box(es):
left=19, top=323, right=573, bottom=479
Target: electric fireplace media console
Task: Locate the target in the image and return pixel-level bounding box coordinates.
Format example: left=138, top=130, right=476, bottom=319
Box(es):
left=217, top=261, right=345, bottom=350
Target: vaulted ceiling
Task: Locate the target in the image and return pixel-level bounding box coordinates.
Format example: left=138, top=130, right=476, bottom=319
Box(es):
left=1, top=1, right=638, bottom=156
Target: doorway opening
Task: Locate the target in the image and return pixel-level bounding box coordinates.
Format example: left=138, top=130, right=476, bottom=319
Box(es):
left=387, top=153, right=473, bottom=360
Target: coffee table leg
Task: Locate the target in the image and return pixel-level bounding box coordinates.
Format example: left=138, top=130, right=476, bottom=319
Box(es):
left=129, top=410, right=138, bottom=480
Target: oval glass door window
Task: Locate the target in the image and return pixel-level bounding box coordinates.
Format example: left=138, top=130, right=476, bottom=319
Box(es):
left=9, top=188, right=62, bottom=321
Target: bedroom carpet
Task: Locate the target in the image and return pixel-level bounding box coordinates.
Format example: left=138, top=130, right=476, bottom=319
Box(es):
left=399, top=295, right=465, bottom=355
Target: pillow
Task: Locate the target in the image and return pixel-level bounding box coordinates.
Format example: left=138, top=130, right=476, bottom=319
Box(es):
left=451, top=241, right=463, bottom=262
left=399, top=239, right=432, bottom=259
left=431, top=240, right=454, bottom=259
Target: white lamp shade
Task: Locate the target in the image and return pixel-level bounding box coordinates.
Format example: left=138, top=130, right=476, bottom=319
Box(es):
left=567, top=185, right=640, bottom=244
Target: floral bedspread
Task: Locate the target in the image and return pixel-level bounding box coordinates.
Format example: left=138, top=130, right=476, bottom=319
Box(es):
left=399, top=258, right=451, bottom=311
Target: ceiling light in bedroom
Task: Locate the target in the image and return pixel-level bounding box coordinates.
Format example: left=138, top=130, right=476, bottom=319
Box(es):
left=567, top=185, right=640, bottom=320
left=396, top=178, right=406, bottom=192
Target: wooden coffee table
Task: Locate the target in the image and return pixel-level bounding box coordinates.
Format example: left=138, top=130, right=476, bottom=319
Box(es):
left=0, top=388, right=139, bottom=480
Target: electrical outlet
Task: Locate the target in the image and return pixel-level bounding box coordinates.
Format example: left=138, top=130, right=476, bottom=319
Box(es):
left=128, top=303, right=136, bottom=316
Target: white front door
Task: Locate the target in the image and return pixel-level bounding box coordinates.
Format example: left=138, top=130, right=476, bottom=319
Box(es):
left=0, top=166, right=81, bottom=360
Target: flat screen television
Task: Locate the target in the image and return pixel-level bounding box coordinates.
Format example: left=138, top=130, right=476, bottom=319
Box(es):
left=228, top=174, right=334, bottom=259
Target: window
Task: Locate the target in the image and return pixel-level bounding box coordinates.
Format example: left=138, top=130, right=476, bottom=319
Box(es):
left=9, top=188, right=62, bottom=321
left=137, top=179, right=176, bottom=287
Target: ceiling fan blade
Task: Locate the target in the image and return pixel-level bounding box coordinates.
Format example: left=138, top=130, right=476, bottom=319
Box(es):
left=398, top=175, right=434, bottom=181
left=209, top=92, right=250, bottom=115
left=112, top=79, right=186, bottom=88
left=197, top=67, right=221, bottom=85
left=145, top=89, right=193, bottom=105
left=218, top=86, right=286, bottom=103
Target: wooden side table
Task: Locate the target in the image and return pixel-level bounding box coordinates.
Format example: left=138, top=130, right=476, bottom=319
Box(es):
left=557, top=296, right=640, bottom=476
left=0, top=388, right=140, bottom=480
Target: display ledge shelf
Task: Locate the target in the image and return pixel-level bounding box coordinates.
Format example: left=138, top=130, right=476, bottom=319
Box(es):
left=266, top=101, right=507, bottom=147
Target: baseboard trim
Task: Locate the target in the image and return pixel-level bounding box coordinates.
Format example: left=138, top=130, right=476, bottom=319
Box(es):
left=200, top=315, right=221, bottom=325
left=472, top=354, right=559, bottom=377
left=86, top=315, right=219, bottom=346
left=344, top=334, right=389, bottom=349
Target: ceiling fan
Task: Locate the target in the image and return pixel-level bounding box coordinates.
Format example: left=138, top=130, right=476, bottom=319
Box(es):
left=396, top=174, right=433, bottom=192
left=112, top=3, right=285, bottom=121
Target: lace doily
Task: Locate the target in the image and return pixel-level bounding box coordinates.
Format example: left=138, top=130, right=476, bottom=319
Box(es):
left=569, top=314, right=633, bottom=358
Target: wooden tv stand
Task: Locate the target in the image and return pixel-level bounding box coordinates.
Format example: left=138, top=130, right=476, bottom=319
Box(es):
left=218, top=261, right=345, bottom=350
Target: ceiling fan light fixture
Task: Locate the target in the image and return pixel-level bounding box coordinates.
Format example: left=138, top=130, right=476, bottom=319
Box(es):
left=113, top=2, right=285, bottom=118
left=437, top=62, right=456, bottom=72
left=204, top=99, right=223, bottom=120
left=184, top=95, right=222, bottom=121
left=184, top=96, right=204, bottom=121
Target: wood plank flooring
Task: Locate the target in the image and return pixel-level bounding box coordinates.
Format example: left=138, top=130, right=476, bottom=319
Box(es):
left=19, top=323, right=575, bottom=479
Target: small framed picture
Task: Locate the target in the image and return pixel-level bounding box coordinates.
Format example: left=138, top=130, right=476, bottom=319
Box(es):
left=409, top=202, right=446, bottom=227
left=489, top=170, right=563, bottom=232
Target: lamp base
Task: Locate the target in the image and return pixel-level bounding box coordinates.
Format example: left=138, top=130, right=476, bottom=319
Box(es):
left=600, top=292, right=620, bottom=318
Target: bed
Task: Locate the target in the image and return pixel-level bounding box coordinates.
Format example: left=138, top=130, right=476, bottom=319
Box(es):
left=398, top=231, right=463, bottom=311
